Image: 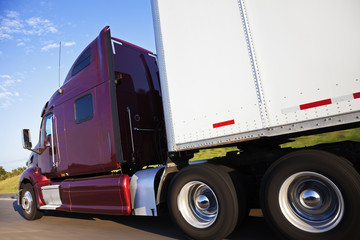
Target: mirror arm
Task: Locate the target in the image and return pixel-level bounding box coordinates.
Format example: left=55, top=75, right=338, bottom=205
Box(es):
left=25, top=147, right=42, bottom=155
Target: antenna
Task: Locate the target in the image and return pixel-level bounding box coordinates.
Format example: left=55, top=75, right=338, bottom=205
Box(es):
left=58, top=41, right=63, bottom=94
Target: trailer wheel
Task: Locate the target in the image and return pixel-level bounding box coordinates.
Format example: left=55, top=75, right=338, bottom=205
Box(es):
left=168, top=164, right=240, bottom=240
left=260, top=150, right=360, bottom=240
left=21, top=183, right=43, bottom=220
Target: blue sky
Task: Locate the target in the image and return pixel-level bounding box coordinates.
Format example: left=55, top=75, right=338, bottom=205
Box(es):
left=0, top=0, right=156, bottom=171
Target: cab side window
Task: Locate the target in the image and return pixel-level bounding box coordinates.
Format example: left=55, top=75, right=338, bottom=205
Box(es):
left=45, top=114, right=53, bottom=137
left=75, top=94, right=93, bottom=123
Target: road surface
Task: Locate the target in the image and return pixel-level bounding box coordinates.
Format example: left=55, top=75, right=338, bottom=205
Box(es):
left=0, top=193, right=279, bottom=240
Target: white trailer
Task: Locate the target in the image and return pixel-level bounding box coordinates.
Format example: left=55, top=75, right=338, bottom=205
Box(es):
left=151, top=0, right=360, bottom=239
left=152, top=0, right=360, bottom=151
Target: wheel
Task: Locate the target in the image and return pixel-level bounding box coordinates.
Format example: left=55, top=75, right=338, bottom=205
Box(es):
left=260, top=150, right=360, bottom=240
left=168, top=164, right=243, bottom=240
left=21, top=183, right=43, bottom=220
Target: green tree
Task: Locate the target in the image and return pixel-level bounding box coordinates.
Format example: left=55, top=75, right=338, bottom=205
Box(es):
left=11, top=169, right=19, bottom=176
left=17, top=167, right=26, bottom=173
left=0, top=166, right=6, bottom=177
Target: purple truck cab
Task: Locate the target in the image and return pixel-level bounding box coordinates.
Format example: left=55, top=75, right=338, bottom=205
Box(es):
left=19, top=26, right=166, bottom=217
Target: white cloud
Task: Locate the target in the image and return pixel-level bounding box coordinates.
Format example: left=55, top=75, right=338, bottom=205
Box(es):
left=18, top=37, right=30, bottom=42
left=25, top=17, right=58, bottom=35
left=41, top=43, right=59, bottom=51
left=40, top=2, right=52, bottom=8
left=41, top=41, right=76, bottom=52
left=24, top=46, right=34, bottom=54
left=0, top=91, right=13, bottom=98
left=0, top=75, right=11, bottom=79
left=63, top=41, right=75, bottom=47
left=0, top=10, right=23, bottom=40
left=17, top=42, right=25, bottom=46
left=6, top=11, right=19, bottom=19
left=0, top=10, right=58, bottom=40
left=0, top=74, right=22, bottom=109
left=0, top=100, right=12, bottom=109
left=2, top=79, right=16, bottom=86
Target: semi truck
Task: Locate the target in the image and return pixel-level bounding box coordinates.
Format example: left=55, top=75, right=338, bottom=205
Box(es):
left=19, top=0, right=360, bottom=239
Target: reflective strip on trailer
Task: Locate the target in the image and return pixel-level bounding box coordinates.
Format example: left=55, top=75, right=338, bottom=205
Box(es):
left=282, top=92, right=360, bottom=114
left=213, top=119, right=235, bottom=128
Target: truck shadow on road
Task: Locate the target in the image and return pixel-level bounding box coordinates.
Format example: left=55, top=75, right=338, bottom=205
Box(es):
left=47, top=212, right=187, bottom=239
left=12, top=200, right=25, bottom=218
left=13, top=201, right=278, bottom=240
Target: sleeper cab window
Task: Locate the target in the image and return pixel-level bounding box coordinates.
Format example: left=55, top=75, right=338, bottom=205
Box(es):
left=75, top=94, right=94, bottom=123
left=72, top=47, right=91, bottom=76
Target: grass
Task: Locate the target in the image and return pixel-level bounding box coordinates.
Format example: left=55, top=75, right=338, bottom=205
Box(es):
left=190, top=128, right=360, bottom=161
left=0, top=175, right=20, bottom=194
left=281, top=127, right=360, bottom=148
left=190, top=146, right=239, bottom=161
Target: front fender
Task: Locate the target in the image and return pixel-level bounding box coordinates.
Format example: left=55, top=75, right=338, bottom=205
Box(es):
left=18, top=167, right=50, bottom=208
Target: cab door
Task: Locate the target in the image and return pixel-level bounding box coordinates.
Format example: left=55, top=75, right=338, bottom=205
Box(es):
left=38, top=113, right=58, bottom=175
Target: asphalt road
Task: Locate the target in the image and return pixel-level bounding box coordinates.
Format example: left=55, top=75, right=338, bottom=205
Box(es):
left=0, top=193, right=279, bottom=240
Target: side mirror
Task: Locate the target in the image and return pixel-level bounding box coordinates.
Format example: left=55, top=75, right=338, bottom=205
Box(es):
left=22, top=129, right=41, bottom=154
left=22, top=129, right=32, bottom=149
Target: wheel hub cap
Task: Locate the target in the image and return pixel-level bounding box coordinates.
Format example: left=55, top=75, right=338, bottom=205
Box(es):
left=22, top=191, right=33, bottom=214
left=300, top=189, right=322, bottom=209
left=196, top=195, right=210, bottom=210
left=177, top=181, right=218, bottom=228
left=279, top=171, right=344, bottom=233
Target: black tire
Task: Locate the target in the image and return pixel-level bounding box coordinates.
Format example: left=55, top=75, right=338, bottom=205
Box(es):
left=260, top=150, right=360, bottom=240
left=217, top=164, right=249, bottom=225
left=21, top=183, right=43, bottom=220
left=168, top=164, right=241, bottom=240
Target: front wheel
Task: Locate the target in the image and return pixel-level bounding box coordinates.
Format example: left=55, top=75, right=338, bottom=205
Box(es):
left=21, top=183, right=43, bottom=220
left=168, top=164, right=243, bottom=240
left=260, top=150, right=360, bottom=240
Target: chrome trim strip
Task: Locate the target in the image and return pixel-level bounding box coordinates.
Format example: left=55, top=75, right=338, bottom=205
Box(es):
left=41, top=185, right=62, bottom=210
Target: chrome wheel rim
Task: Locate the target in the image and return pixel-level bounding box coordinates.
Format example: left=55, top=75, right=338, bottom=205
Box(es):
left=22, top=191, right=33, bottom=215
left=177, top=181, right=218, bottom=228
left=279, top=171, right=344, bottom=233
